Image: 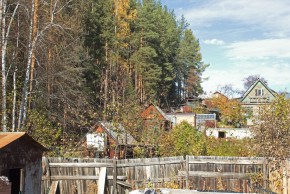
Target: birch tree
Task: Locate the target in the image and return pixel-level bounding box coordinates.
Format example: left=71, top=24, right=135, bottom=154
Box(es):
left=1, top=0, right=19, bottom=131
left=18, top=0, right=36, bottom=130
left=18, top=0, right=72, bottom=130
left=1, top=0, right=7, bottom=131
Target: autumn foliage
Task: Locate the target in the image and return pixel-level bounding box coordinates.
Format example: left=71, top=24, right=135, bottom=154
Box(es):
left=159, top=121, right=254, bottom=157
left=159, top=121, right=207, bottom=157
left=210, top=95, right=245, bottom=127
left=251, top=95, right=290, bottom=158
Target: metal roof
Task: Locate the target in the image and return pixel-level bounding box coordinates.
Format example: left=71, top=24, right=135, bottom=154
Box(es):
left=0, top=132, right=47, bottom=151
left=98, top=122, right=137, bottom=145
left=151, top=103, right=171, bottom=121
left=166, top=113, right=196, bottom=116
left=0, top=132, right=26, bottom=149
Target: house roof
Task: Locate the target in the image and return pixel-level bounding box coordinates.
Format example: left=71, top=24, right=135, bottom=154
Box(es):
left=166, top=113, right=196, bottom=116
left=0, top=132, right=47, bottom=151
left=213, top=91, right=227, bottom=98
left=240, top=79, right=276, bottom=102
left=153, top=104, right=171, bottom=121
left=97, top=122, right=137, bottom=145
left=285, top=93, right=290, bottom=99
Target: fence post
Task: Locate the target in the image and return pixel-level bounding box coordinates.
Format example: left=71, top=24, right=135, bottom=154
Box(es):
left=283, top=160, right=289, bottom=194
left=43, top=157, right=51, bottom=191
left=186, top=155, right=189, bottom=189
left=287, top=160, right=289, bottom=194
left=113, top=159, right=117, bottom=194
left=263, top=158, right=268, bottom=190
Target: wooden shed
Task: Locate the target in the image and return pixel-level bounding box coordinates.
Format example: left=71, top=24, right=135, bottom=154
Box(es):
left=0, top=132, right=47, bottom=194
left=86, top=122, right=137, bottom=159
left=141, top=103, right=173, bottom=131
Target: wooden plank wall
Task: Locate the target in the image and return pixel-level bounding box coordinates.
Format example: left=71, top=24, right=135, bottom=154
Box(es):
left=42, top=157, right=114, bottom=194
left=41, top=156, right=269, bottom=194
left=186, top=156, right=265, bottom=193
left=117, top=156, right=184, bottom=190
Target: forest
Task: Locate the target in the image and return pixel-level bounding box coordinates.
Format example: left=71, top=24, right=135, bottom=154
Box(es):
left=0, top=0, right=208, bottom=152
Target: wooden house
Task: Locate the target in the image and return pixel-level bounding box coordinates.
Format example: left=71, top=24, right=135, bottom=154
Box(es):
left=141, top=103, right=173, bottom=131
left=212, top=91, right=228, bottom=99
left=0, top=132, right=47, bottom=194
left=86, top=122, right=137, bottom=159
left=240, top=79, right=277, bottom=125
left=202, top=91, right=228, bottom=108
left=202, top=91, right=228, bottom=121
left=180, top=96, right=205, bottom=113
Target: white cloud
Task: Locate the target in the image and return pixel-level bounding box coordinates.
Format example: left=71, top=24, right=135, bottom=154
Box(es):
left=226, top=39, right=290, bottom=59
left=204, top=39, right=225, bottom=45
left=172, top=0, right=290, bottom=94
left=202, top=69, right=244, bottom=94
left=202, top=60, right=290, bottom=94
left=182, top=0, right=290, bottom=37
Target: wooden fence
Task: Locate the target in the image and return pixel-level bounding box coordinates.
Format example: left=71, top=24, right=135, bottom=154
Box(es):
left=41, top=156, right=279, bottom=194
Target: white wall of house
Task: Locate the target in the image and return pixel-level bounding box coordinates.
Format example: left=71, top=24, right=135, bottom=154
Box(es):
left=166, top=113, right=196, bottom=127
left=206, top=128, right=252, bottom=139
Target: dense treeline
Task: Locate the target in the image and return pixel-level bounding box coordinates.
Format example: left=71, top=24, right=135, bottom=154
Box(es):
left=84, top=0, right=208, bottom=114
left=0, top=0, right=207, bottom=154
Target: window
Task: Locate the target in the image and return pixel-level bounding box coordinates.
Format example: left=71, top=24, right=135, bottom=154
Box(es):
left=255, top=88, right=264, bottom=96
left=218, top=131, right=225, bottom=138
left=164, top=121, right=171, bottom=131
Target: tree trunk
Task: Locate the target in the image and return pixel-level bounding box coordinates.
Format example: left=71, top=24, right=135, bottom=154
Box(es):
left=18, top=0, right=35, bottom=130
left=46, top=0, right=53, bottom=107
left=1, top=0, right=7, bottom=131
left=104, top=68, right=108, bottom=120
left=47, top=48, right=52, bottom=106
left=103, top=41, right=108, bottom=120
left=12, top=9, right=20, bottom=132
left=29, top=0, right=39, bottom=108
left=12, top=69, right=17, bottom=132
left=1, top=0, right=19, bottom=131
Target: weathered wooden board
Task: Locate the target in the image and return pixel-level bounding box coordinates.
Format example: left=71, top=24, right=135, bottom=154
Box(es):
left=41, top=156, right=268, bottom=194
left=178, top=171, right=250, bottom=178
left=48, top=181, right=59, bottom=194
left=42, top=175, right=127, bottom=180
left=98, top=167, right=107, bottom=194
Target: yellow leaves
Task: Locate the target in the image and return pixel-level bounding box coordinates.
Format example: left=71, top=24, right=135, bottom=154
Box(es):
left=159, top=121, right=206, bottom=157
left=130, top=9, right=137, bottom=20
left=206, top=138, right=254, bottom=157
left=164, top=181, right=180, bottom=189
left=252, top=94, right=290, bottom=158
left=114, top=0, right=135, bottom=38
left=211, top=96, right=245, bottom=126
left=113, top=0, right=136, bottom=69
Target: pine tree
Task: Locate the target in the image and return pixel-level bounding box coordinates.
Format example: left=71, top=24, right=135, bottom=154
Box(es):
left=175, top=28, right=208, bottom=100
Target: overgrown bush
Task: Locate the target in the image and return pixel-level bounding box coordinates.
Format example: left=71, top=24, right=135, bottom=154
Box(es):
left=251, top=94, right=290, bottom=158
left=159, top=121, right=207, bottom=157
left=206, top=137, right=255, bottom=157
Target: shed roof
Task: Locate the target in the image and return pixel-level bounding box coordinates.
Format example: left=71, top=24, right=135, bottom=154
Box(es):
left=154, top=104, right=171, bottom=121
left=97, top=122, right=137, bottom=145
left=0, top=132, right=47, bottom=151
left=142, top=103, right=172, bottom=121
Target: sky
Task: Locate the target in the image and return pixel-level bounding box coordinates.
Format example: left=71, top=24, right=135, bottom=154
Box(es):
left=160, top=0, right=290, bottom=95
